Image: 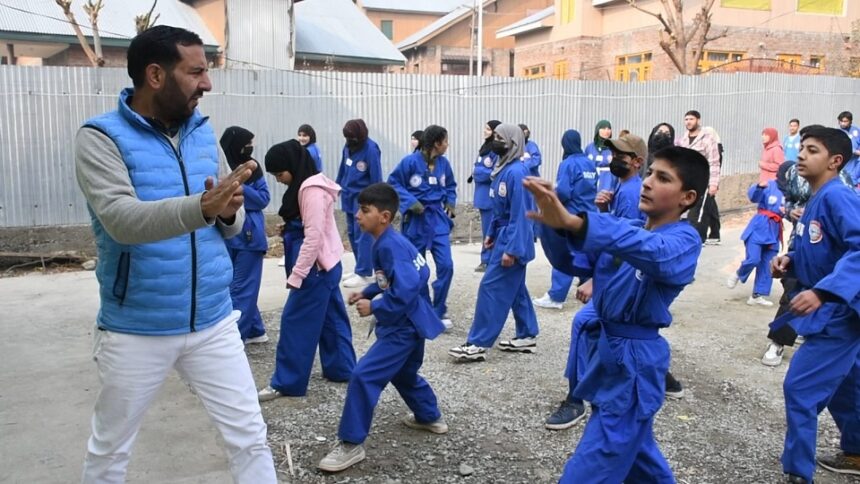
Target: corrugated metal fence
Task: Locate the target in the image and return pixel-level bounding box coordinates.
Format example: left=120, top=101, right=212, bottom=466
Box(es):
left=1, top=66, right=859, bottom=227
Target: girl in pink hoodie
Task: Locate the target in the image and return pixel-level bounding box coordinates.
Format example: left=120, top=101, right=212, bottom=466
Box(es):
left=760, top=127, right=785, bottom=184
left=258, top=140, right=356, bottom=401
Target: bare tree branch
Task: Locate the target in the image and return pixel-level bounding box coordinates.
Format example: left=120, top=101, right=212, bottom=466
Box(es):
left=627, top=0, right=672, bottom=33
left=82, top=0, right=104, bottom=62
left=135, top=0, right=160, bottom=34
left=54, top=0, right=103, bottom=67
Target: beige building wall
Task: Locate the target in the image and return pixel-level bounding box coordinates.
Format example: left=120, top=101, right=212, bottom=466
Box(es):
left=193, top=0, right=227, bottom=48
left=363, top=10, right=442, bottom=44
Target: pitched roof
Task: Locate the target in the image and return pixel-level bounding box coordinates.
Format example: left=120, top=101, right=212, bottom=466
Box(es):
left=296, top=0, right=406, bottom=65
left=360, top=0, right=468, bottom=15
left=0, top=0, right=218, bottom=47
left=495, top=6, right=554, bottom=39
left=395, top=5, right=473, bottom=50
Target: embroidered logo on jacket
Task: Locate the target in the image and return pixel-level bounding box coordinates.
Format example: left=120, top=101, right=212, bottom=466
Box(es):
left=409, top=174, right=422, bottom=188
left=375, top=270, right=389, bottom=289
left=808, top=220, right=823, bottom=244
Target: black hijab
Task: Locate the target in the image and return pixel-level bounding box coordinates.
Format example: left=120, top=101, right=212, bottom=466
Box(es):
left=644, top=122, right=676, bottom=176
left=478, top=119, right=502, bottom=157
left=219, top=126, right=263, bottom=183
left=264, top=140, right=320, bottom=222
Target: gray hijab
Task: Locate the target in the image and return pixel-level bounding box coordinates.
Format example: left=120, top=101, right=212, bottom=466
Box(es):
left=491, top=123, right=525, bottom=179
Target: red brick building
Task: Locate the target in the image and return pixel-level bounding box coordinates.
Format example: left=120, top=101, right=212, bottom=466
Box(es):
left=497, top=0, right=860, bottom=81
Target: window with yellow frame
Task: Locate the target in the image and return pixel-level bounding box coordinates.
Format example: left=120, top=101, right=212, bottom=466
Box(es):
left=553, top=60, right=569, bottom=80
left=697, top=50, right=745, bottom=73
left=560, top=0, right=575, bottom=24
left=615, top=52, right=652, bottom=82
left=721, top=0, right=771, bottom=10
left=809, top=55, right=825, bottom=71
left=776, top=53, right=803, bottom=69
left=797, top=0, right=844, bottom=15
left=524, top=64, right=546, bottom=79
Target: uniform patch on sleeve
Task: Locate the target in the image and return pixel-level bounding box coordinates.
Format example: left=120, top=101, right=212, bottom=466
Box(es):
left=356, top=161, right=367, bottom=172
left=375, top=270, right=389, bottom=289
left=409, top=174, right=422, bottom=188
left=498, top=181, right=507, bottom=197
left=808, top=220, right=823, bottom=244
left=483, top=157, right=494, bottom=168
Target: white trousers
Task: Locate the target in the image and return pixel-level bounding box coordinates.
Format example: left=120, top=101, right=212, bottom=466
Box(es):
left=81, top=311, right=276, bottom=484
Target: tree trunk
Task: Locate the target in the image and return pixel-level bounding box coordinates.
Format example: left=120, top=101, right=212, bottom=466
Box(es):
left=55, top=0, right=102, bottom=67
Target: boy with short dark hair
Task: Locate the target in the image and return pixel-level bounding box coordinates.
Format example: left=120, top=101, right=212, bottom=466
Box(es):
left=524, top=145, right=710, bottom=482
left=771, top=127, right=860, bottom=483
left=319, top=182, right=447, bottom=473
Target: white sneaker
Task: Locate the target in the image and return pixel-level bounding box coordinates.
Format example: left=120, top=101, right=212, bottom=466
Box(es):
left=705, top=238, right=722, bottom=246
left=244, top=334, right=269, bottom=345
left=747, top=295, right=774, bottom=307
left=761, top=342, right=784, bottom=366
left=726, top=274, right=739, bottom=289
left=532, top=293, right=563, bottom=310
left=257, top=386, right=285, bottom=402
left=402, top=415, right=449, bottom=434
left=441, top=318, right=453, bottom=331
left=448, top=343, right=488, bottom=361
left=318, top=442, right=366, bottom=472
left=277, top=256, right=286, bottom=267
left=341, top=271, right=355, bottom=281
left=343, top=274, right=375, bottom=288
left=498, top=337, right=537, bottom=353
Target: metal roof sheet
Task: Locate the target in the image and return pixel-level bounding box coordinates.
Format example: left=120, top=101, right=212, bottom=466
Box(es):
left=360, top=0, right=468, bottom=15
left=495, top=5, right=553, bottom=39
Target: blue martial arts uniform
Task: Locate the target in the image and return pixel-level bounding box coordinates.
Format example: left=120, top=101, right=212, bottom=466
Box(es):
left=585, top=142, right=616, bottom=193
left=783, top=134, right=801, bottom=163
left=336, top=139, right=382, bottom=277
left=388, top=151, right=457, bottom=318
left=841, top=125, right=860, bottom=187
left=523, top=140, right=542, bottom=177
left=270, top=225, right=357, bottom=396
left=780, top=178, right=860, bottom=482
left=225, top=176, right=270, bottom=340
left=546, top=148, right=598, bottom=302
left=306, top=142, right=323, bottom=172
left=557, top=213, right=702, bottom=483
left=473, top=152, right=498, bottom=265
left=736, top=181, right=784, bottom=296
left=466, top=161, right=539, bottom=348
left=338, top=226, right=446, bottom=444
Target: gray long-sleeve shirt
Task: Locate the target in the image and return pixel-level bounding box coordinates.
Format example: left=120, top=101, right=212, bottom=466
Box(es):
left=75, top=127, right=244, bottom=244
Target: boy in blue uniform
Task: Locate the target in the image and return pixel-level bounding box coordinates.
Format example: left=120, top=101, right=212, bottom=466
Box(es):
left=838, top=111, right=860, bottom=186
left=770, top=127, right=860, bottom=483
left=319, top=183, right=448, bottom=473
left=525, top=146, right=709, bottom=483
left=727, top=179, right=785, bottom=306
left=784, top=119, right=801, bottom=163
left=543, top=133, right=648, bottom=430
left=388, top=125, right=457, bottom=328
left=449, top=124, right=539, bottom=361
left=533, top=129, right=597, bottom=310
left=520, top=124, right=542, bottom=177
left=336, top=118, right=383, bottom=288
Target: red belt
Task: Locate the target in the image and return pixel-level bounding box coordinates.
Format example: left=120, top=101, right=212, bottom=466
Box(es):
left=758, top=208, right=783, bottom=247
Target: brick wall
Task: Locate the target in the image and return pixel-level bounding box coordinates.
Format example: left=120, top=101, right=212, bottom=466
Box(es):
left=400, top=45, right=511, bottom=76
left=512, top=25, right=851, bottom=81
left=44, top=45, right=128, bottom=67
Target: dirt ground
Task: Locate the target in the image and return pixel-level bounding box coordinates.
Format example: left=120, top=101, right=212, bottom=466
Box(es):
left=245, top=214, right=856, bottom=484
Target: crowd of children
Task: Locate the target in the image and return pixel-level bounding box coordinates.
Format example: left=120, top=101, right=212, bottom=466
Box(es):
left=223, top=112, right=859, bottom=483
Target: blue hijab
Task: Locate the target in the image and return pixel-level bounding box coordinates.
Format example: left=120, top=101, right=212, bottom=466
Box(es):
left=561, top=129, right=583, bottom=158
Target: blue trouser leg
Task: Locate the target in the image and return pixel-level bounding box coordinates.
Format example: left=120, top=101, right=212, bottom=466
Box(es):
left=736, top=242, right=761, bottom=284
left=559, top=406, right=674, bottom=483
left=829, top=357, right=860, bottom=455
left=346, top=212, right=373, bottom=277
left=429, top=232, right=453, bottom=318
left=228, top=248, right=267, bottom=340
left=753, top=245, right=778, bottom=296
left=565, top=308, right=594, bottom=403
left=782, top=319, right=860, bottom=481
left=467, top=256, right=528, bottom=348
left=479, top=208, right=493, bottom=265
left=338, top=326, right=440, bottom=444
left=512, top=268, right=539, bottom=339
left=548, top=268, right=575, bottom=303
left=316, top=263, right=357, bottom=382
left=270, top=265, right=357, bottom=396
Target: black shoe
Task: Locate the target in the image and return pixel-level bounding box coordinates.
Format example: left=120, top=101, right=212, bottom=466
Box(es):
left=818, top=452, right=860, bottom=475
left=665, top=371, right=684, bottom=399
left=785, top=474, right=808, bottom=483
left=545, top=399, right=586, bottom=430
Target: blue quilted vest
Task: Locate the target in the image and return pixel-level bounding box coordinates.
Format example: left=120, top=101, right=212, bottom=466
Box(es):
left=83, top=88, right=234, bottom=335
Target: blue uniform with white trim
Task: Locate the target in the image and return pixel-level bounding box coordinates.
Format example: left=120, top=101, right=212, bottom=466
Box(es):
left=736, top=181, right=784, bottom=296
left=388, top=151, right=457, bottom=318
left=585, top=142, right=616, bottom=193
left=546, top=152, right=598, bottom=302
left=841, top=125, right=860, bottom=186
left=556, top=213, right=701, bottom=483
left=473, top=152, right=498, bottom=265
left=780, top=178, right=860, bottom=482
left=336, top=139, right=382, bottom=277
left=466, top=162, right=539, bottom=348
left=338, top=226, right=445, bottom=444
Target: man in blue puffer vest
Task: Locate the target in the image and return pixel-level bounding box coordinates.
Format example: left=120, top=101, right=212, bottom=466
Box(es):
left=74, top=26, right=276, bottom=483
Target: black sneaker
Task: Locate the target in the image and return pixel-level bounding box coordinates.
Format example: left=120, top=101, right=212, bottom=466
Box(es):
left=545, top=399, right=586, bottom=430
left=785, top=475, right=808, bottom=483
left=474, top=263, right=487, bottom=273
left=818, top=452, right=860, bottom=475
left=665, top=371, right=684, bottom=399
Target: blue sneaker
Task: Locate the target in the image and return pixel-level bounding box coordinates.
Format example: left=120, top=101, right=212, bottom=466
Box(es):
left=545, top=399, right=586, bottom=430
